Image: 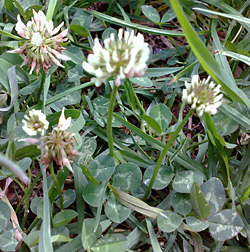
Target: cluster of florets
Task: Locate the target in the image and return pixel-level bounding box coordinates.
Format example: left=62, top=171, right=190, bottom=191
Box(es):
left=21, top=108, right=79, bottom=173
left=9, top=10, right=70, bottom=74
left=22, top=109, right=49, bottom=136
left=82, top=28, right=150, bottom=87
left=182, top=75, right=223, bottom=117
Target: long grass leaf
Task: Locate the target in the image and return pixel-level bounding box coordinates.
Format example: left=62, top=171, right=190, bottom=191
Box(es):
left=110, top=185, right=163, bottom=219
left=219, top=103, right=250, bottom=130
left=38, top=168, right=53, bottom=252
left=92, top=10, right=184, bottom=36
left=193, top=7, right=250, bottom=27
left=146, top=218, right=162, bottom=252
left=46, top=0, right=58, bottom=21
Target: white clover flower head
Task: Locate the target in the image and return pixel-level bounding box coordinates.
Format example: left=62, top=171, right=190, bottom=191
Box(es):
left=82, top=28, right=150, bottom=87
left=8, top=10, right=70, bottom=74
left=22, top=109, right=49, bottom=136
left=182, top=75, right=223, bottom=117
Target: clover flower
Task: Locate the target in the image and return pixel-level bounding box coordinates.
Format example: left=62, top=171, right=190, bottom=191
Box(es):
left=82, top=28, right=150, bottom=87
left=21, top=108, right=79, bottom=173
left=22, top=109, right=49, bottom=136
left=182, top=75, right=223, bottom=117
left=40, top=108, right=79, bottom=172
left=8, top=10, right=70, bottom=74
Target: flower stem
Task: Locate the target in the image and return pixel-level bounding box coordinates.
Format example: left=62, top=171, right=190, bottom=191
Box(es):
left=37, top=72, right=46, bottom=104
left=50, top=163, right=64, bottom=209
left=107, top=84, right=118, bottom=157
left=143, top=108, right=194, bottom=201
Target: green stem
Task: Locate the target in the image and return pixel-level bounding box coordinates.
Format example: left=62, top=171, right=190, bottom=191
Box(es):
left=50, top=163, right=64, bottom=210
left=143, top=108, right=194, bottom=201
left=37, top=73, right=45, bottom=103
left=107, top=84, right=118, bottom=157
left=167, top=35, right=186, bottom=62
left=131, top=85, right=146, bottom=115
left=16, top=170, right=42, bottom=213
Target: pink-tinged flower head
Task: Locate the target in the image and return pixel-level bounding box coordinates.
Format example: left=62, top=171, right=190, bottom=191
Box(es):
left=9, top=10, right=70, bottom=74
left=82, top=28, right=150, bottom=87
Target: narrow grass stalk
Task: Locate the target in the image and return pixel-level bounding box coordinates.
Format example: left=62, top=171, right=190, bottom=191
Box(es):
left=143, top=108, right=194, bottom=200
left=37, top=73, right=45, bottom=103
left=130, top=83, right=146, bottom=115
left=39, top=165, right=53, bottom=252
left=107, top=84, right=118, bottom=157
left=16, top=170, right=42, bottom=213
left=50, top=163, right=64, bottom=209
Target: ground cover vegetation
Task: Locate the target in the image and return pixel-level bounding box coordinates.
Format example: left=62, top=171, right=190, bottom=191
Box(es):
left=0, top=0, right=250, bottom=251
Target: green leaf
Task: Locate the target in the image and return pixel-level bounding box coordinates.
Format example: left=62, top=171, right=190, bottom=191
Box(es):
left=157, top=210, right=183, bottom=233
left=53, top=210, right=78, bottom=228
left=82, top=182, right=106, bottom=207
left=30, top=197, right=43, bottom=215
left=186, top=216, right=209, bottom=232
left=67, top=64, right=83, bottom=82
left=63, top=46, right=85, bottom=65
left=130, top=77, right=153, bottom=87
left=143, top=165, right=174, bottom=190
left=112, top=163, right=142, bottom=192
left=172, top=193, right=192, bottom=216
left=102, top=28, right=117, bottom=40
left=105, top=193, right=131, bottom=223
left=208, top=210, right=244, bottom=241
left=149, top=104, right=172, bottom=132
left=79, top=137, right=97, bottom=162
left=91, top=234, right=127, bottom=252
left=71, top=9, right=93, bottom=30
left=81, top=218, right=102, bottom=250
left=70, top=24, right=89, bottom=37
left=141, top=5, right=160, bottom=23
left=0, top=229, right=17, bottom=252
left=0, top=66, right=18, bottom=112
left=190, top=182, right=210, bottom=220
left=161, top=8, right=176, bottom=23
left=173, top=171, right=204, bottom=193
left=141, top=115, right=162, bottom=133
left=0, top=201, right=11, bottom=232
left=55, top=189, right=76, bottom=209
left=88, top=155, right=115, bottom=182
left=93, top=97, right=109, bottom=115
left=212, top=111, right=239, bottom=136
left=200, top=178, right=226, bottom=216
